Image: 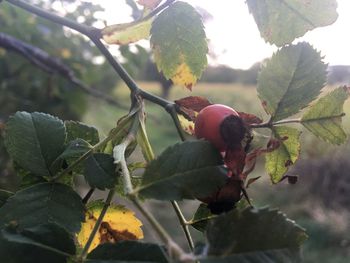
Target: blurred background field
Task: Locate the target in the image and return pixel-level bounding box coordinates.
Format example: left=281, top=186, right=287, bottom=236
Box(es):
left=83, top=81, right=350, bottom=262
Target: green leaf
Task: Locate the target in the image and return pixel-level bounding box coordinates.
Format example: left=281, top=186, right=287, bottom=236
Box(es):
left=60, top=138, right=92, bottom=160
left=88, top=241, right=168, bottom=263
left=102, top=19, right=152, bottom=45
left=257, top=43, right=327, bottom=121
left=151, top=1, right=208, bottom=89
left=246, top=0, right=338, bottom=46
left=301, top=87, right=349, bottom=145
left=0, top=190, right=13, bottom=207
left=189, top=204, right=215, bottom=232
left=0, top=223, right=75, bottom=263
left=265, top=126, right=301, bottom=183
left=65, top=121, right=99, bottom=145
left=84, top=153, right=118, bottom=190
left=137, top=141, right=228, bottom=200
left=0, top=183, right=84, bottom=233
left=4, top=112, right=66, bottom=177
left=206, top=207, right=307, bottom=261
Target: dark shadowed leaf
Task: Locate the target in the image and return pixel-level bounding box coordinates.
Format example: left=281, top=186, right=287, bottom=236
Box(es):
left=205, top=207, right=307, bottom=262
left=60, top=138, right=92, bottom=160
left=190, top=204, right=215, bottom=232
left=0, top=183, right=84, bottom=233
left=137, top=141, right=228, bottom=200
left=88, top=241, right=168, bottom=262
left=246, top=0, right=338, bottom=46
left=265, top=126, right=301, bottom=183
left=301, top=87, right=349, bottom=145
left=151, top=2, right=208, bottom=89
left=84, top=153, right=118, bottom=190
left=65, top=121, right=99, bottom=145
left=0, top=190, right=13, bottom=207
left=200, top=249, right=301, bottom=263
left=0, top=223, right=75, bottom=263
left=4, top=112, right=66, bottom=177
left=257, top=43, right=327, bottom=121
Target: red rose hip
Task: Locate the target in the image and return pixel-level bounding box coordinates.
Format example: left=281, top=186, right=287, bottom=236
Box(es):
left=194, top=104, right=242, bottom=151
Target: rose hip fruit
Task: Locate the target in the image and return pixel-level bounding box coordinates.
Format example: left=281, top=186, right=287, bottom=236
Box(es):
left=194, top=104, right=245, bottom=151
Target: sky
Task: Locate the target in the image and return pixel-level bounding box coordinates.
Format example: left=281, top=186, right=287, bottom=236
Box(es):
left=98, top=0, right=350, bottom=69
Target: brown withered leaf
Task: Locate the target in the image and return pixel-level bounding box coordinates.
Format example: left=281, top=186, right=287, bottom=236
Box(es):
left=238, top=111, right=263, bottom=125
left=175, top=96, right=212, bottom=121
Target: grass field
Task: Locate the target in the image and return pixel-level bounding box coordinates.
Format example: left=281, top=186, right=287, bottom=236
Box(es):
left=83, top=82, right=350, bottom=262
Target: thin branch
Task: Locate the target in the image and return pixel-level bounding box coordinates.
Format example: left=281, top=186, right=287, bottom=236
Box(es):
left=6, top=0, right=100, bottom=39
left=80, top=189, right=116, bottom=259
left=82, top=188, right=95, bottom=204
left=171, top=201, right=194, bottom=251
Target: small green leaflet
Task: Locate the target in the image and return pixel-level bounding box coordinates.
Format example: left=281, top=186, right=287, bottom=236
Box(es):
left=136, top=141, right=228, bottom=201
left=205, top=207, right=307, bottom=261
left=4, top=112, right=66, bottom=177
left=246, top=0, right=338, bottom=46
left=102, top=19, right=152, bottom=45
left=151, top=1, right=208, bottom=89
left=265, top=126, right=301, bottom=183
left=301, top=87, right=349, bottom=145
left=258, top=43, right=327, bottom=121
left=65, top=121, right=99, bottom=145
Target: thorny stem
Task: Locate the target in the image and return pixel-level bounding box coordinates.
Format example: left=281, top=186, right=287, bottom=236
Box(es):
left=80, top=189, right=116, bottom=260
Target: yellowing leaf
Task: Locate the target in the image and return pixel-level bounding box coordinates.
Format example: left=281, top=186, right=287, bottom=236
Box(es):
left=77, top=202, right=143, bottom=252
left=178, top=114, right=195, bottom=135
left=151, top=2, right=208, bottom=90
left=265, top=126, right=301, bottom=184
left=171, top=62, right=198, bottom=89
left=102, top=19, right=152, bottom=45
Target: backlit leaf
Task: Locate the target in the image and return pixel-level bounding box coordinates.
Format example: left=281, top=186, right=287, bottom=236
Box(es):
left=137, top=141, right=228, bottom=200
left=206, top=207, right=307, bottom=261
left=102, top=19, right=152, bottom=45
left=151, top=2, right=208, bottom=89
left=301, top=87, right=349, bottom=145
left=265, top=126, right=301, bottom=183
left=77, top=202, right=143, bottom=253
left=258, top=43, right=327, bottom=121
left=0, top=183, right=84, bottom=233
left=246, top=0, right=338, bottom=46
left=4, top=112, right=66, bottom=177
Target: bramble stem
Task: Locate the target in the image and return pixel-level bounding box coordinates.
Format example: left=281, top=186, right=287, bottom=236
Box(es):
left=80, top=189, right=116, bottom=259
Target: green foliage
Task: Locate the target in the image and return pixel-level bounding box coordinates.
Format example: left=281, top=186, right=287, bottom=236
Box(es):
left=246, top=0, right=338, bottom=46
left=4, top=112, right=66, bottom=178
left=205, top=207, right=307, bottom=261
left=0, top=183, right=85, bottom=233
left=189, top=204, right=214, bottom=232
left=84, top=153, right=118, bottom=190
left=88, top=241, right=168, bottom=262
left=258, top=42, right=327, bottom=121
left=151, top=1, right=208, bottom=88
left=301, top=87, right=349, bottom=145
left=0, top=189, right=13, bottom=207
left=0, top=223, right=75, bottom=263
left=65, top=121, right=100, bottom=146
left=137, top=141, right=228, bottom=200
left=265, top=126, right=301, bottom=183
